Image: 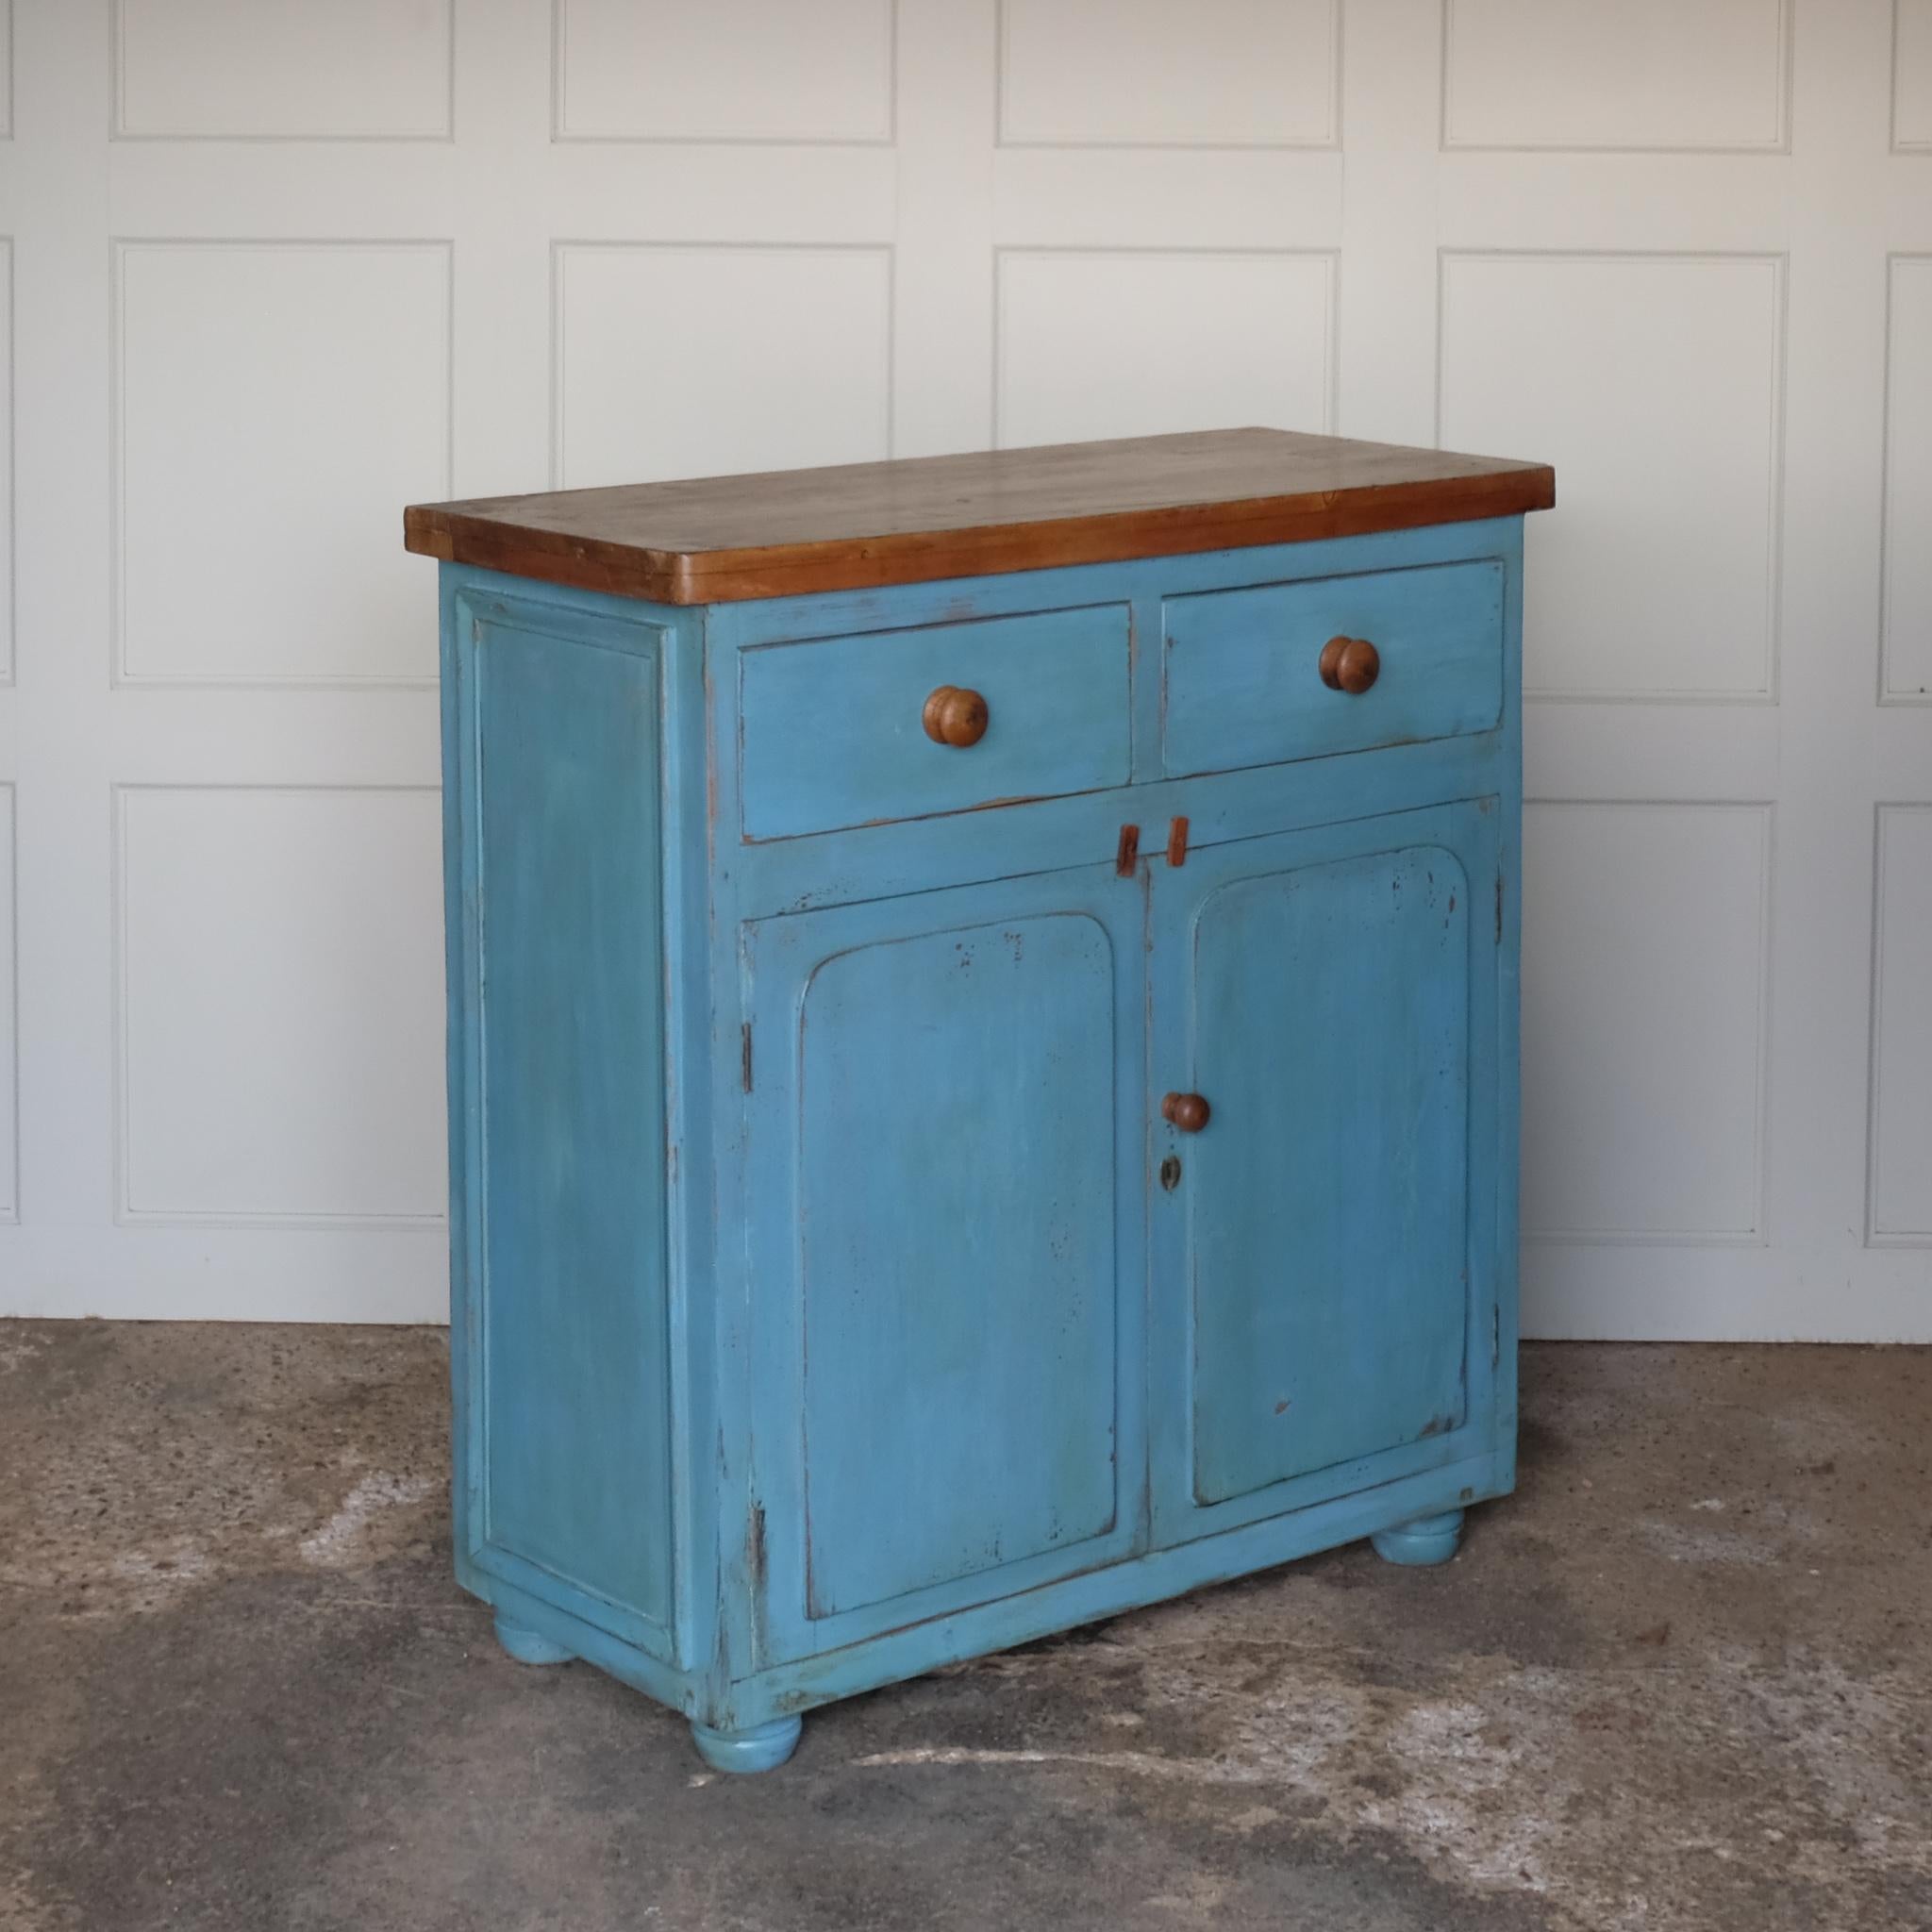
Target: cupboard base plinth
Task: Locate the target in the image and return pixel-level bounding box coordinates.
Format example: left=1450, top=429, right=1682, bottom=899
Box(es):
left=1370, top=1509, right=1465, bottom=1567
left=494, top=1613, right=575, bottom=1666
left=691, top=1715, right=803, bottom=1775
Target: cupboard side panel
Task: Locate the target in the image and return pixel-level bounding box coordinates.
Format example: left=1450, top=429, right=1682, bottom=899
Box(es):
left=1492, top=530, right=1524, bottom=1484
left=454, top=605, right=676, bottom=1645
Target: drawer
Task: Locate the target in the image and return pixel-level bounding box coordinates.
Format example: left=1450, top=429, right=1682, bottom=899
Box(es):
left=739, top=605, right=1132, bottom=841
left=1161, top=559, right=1505, bottom=779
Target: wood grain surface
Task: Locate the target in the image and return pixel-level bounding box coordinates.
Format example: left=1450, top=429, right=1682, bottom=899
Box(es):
left=404, top=427, right=1555, bottom=605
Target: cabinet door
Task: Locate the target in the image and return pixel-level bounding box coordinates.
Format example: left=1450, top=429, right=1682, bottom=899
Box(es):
left=741, top=864, right=1145, bottom=1664
left=1150, top=798, right=1503, bottom=1543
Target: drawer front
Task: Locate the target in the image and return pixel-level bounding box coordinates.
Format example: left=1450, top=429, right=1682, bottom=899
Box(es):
left=740, top=604, right=1132, bottom=841
left=1161, top=559, right=1505, bottom=779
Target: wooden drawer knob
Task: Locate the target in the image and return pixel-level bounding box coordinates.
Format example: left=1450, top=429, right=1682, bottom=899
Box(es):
left=1318, top=636, right=1380, bottom=694
left=923, top=685, right=990, bottom=747
left=1161, top=1091, right=1210, bottom=1133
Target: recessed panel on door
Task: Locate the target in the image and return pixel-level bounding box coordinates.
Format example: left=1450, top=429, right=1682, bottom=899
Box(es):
left=797, top=911, right=1119, bottom=1616
left=1185, top=835, right=1475, bottom=1507
left=742, top=864, right=1143, bottom=1663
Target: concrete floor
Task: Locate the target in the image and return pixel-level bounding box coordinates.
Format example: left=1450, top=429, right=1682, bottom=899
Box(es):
left=0, top=1326, right=1926, bottom=1932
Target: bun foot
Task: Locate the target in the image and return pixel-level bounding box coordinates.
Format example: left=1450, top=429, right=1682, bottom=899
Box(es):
left=1371, top=1508, right=1464, bottom=1567
left=494, top=1612, right=574, bottom=1665
left=691, top=1715, right=803, bottom=1774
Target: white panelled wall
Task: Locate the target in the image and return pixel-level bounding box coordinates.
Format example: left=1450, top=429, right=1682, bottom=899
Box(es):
left=0, top=0, right=1927, bottom=1336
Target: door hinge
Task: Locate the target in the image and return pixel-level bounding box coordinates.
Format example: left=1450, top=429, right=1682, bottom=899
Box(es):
left=1166, top=815, right=1190, bottom=867
left=1495, top=873, right=1505, bottom=945
left=1116, top=823, right=1141, bottom=877
left=1491, top=1307, right=1501, bottom=1368
left=741, top=1022, right=753, bottom=1093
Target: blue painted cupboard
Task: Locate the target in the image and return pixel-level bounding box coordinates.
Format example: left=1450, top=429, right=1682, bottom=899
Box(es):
left=405, top=428, right=1555, bottom=1773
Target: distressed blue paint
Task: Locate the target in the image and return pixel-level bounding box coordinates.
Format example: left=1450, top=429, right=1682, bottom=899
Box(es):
left=473, top=618, right=675, bottom=1631
left=433, top=510, right=1528, bottom=1774
left=793, top=911, right=1119, bottom=1617
left=691, top=1716, right=803, bottom=1774
left=1181, top=822, right=1479, bottom=1508
left=1143, top=796, right=1506, bottom=1553
left=441, top=588, right=701, bottom=1675
left=493, top=1613, right=574, bottom=1665
left=1370, top=1509, right=1467, bottom=1567
left=740, top=603, right=1131, bottom=840
left=741, top=868, right=1147, bottom=1667
left=1162, top=558, right=1505, bottom=777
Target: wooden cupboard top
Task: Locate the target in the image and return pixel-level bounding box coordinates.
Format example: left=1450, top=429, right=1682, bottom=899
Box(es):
left=403, top=427, right=1555, bottom=606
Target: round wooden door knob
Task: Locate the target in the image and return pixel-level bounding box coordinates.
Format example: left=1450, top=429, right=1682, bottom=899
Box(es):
left=1318, top=635, right=1381, bottom=694
left=923, top=685, right=990, bottom=747
left=1161, top=1091, right=1211, bottom=1133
